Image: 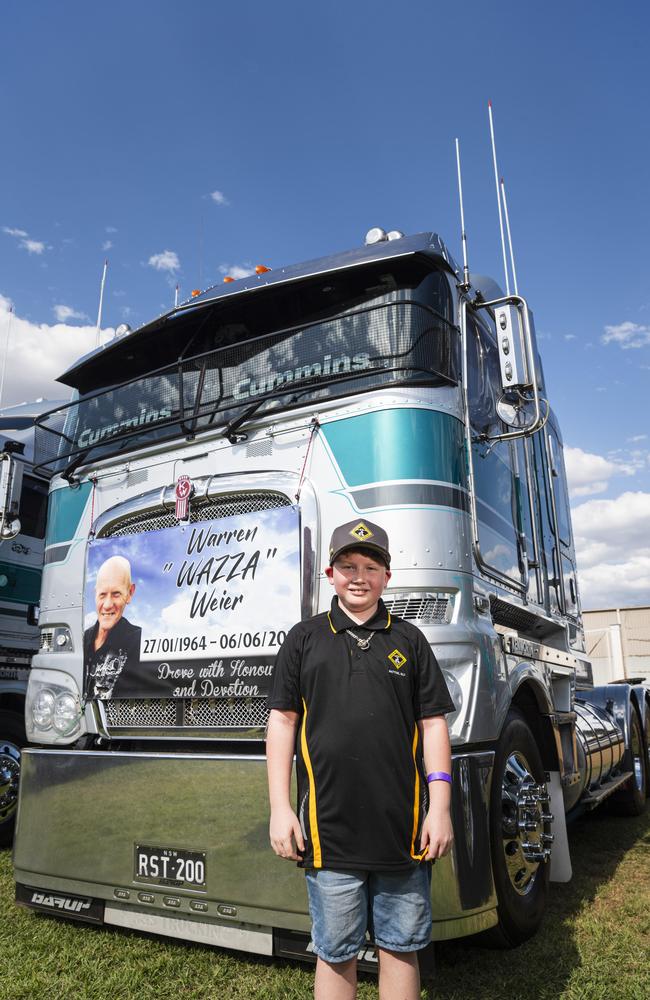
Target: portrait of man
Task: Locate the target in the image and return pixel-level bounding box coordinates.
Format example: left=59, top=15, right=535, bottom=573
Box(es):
left=83, top=555, right=142, bottom=699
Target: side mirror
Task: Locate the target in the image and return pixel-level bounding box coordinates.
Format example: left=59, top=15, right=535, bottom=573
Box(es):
left=496, top=390, right=538, bottom=431
left=471, top=293, right=546, bottom=441
left=0, top=448, right=24, bottom=540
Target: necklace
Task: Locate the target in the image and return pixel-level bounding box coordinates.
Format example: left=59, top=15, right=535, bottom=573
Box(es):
left=346, top=628, right=375, bottom=651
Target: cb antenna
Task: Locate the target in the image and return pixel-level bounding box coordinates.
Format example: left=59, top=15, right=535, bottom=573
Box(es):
left=488, top=100, right=510, bottom=295
left=500, top=176, right=519, bottom=296
left=95, top=258, right=109, bottom=349
left=454, top=138, right=471, bottom=291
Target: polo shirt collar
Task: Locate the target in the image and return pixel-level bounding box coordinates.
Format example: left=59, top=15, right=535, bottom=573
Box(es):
left=328, top=596, right=391, bottom=634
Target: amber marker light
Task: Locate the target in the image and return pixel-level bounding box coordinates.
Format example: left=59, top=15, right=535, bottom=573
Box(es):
left=255, top=265, right=271, bottom=274
left=191, top=289, right=202, bottom=297
left=223, top=276, right=235, bottom=283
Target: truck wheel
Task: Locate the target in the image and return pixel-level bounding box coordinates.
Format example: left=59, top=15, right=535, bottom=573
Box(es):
left=483, top=709, right=552, bottom=948
left=0, top=710, right=25, bottom=848
left=612, top=707, right=647, bottom=816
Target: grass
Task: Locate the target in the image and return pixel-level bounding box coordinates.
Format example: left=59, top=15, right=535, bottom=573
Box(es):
left=2, top=807, right=649, bottom=1000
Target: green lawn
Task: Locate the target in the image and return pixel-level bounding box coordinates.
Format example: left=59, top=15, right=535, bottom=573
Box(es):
left=2, top=808, right=649, bottom=1000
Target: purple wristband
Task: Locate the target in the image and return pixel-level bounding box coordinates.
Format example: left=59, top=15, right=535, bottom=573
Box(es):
left=426, top=771, right=452, bottom=784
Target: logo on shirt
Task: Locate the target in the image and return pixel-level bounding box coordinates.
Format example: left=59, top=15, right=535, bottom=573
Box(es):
left=349, top=521, right=374, bottom=543
left=387, top=649, right=407, bottom=670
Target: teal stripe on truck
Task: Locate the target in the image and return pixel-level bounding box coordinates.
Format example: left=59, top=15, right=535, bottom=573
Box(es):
left=322, top=408, right=467, bottom=489
left=45, top=481, right=92, bottom=546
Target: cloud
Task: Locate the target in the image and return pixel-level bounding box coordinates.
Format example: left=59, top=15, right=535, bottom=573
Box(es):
left=102, top=240, right=113, bottom=251
left=602, top=321, right=650, bottom=350
left=148, top=250, right=180, bottom=273
left=53, top=304, right=89, bottom=323
left=0, top=293, right=113, bottom=408
left=22, top=239, right=46, bottom=254
left=628, top=434, right=647, bottom=443
left=3, top=226, right=47, bottom=255
left=106, top=226, right=118, bottom=233
left=564, top=446, right=635, bottom=498
left=210, top=190, right=229, bottom=206
left=218, top=263, right=256, bottom=280
left=572, top=492, right=650, bottom=608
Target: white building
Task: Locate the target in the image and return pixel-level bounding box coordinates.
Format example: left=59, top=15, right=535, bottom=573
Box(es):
left=583, top=606, right=650, bottom=685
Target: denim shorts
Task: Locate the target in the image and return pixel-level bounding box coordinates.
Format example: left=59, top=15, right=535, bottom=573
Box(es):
left=304, top=865, right=432, bottom=964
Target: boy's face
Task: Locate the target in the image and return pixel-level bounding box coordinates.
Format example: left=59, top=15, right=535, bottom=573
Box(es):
left=325, top=549, right=391, bottom=617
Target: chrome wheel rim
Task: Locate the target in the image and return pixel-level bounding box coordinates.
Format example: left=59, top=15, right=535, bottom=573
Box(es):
left=500, top=751, right=553, bottom=896
left=0, top=741, right=21, bottom=825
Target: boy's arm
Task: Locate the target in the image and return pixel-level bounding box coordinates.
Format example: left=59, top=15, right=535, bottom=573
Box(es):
left=418, top=715, right=454, bottom=860
left=266, top=708, right=305, bottom=861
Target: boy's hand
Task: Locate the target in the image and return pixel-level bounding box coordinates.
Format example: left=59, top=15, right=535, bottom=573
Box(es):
left=419, top=807, right=454, bottom=860
left=270, top=806, right=305, bottom=861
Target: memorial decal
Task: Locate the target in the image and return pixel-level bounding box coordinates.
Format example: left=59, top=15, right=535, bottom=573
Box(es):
left=82, top=505, right=300, bottom=701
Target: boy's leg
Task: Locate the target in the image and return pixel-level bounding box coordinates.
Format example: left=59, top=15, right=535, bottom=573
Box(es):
left=376, top=949, right=420, bottom=1000
left=305, top=869, right=368, bottom=998
left=315, top=956, right=357, bottom=1000
left=369, top=866, right=432, bottom=1000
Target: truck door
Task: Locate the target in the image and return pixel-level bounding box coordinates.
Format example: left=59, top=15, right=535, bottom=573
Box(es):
left=546, top=425, right=579, bottom=620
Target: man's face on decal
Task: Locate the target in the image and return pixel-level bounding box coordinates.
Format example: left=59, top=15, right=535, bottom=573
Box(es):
left=95, top=558, right=135, bottom=633
left=325, top=548, right=391, bottom=617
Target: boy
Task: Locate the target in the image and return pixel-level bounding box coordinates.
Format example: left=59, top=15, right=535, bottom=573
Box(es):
left=267, top=519, right=455, bottom=1000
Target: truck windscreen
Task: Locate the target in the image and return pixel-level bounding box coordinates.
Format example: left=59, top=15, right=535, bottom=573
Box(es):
left=34, top=260, right=458, bottom=474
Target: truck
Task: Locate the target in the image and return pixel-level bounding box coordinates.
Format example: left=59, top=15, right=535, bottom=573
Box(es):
left=11, top=228, right=649, bottom=959
left=0, top=403, right=50, bottom=845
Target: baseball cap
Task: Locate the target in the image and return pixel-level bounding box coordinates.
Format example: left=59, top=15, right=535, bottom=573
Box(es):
left=328, top=519, right=391, bottom=567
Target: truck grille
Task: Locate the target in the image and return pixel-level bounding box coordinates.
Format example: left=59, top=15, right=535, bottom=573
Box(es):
left=102, top=490, right=291, bottom=538
left=0, top=645, right=32, bottom=664
left=383, top=593, right=452, bottom=624
left=39, top=629, right=55, bottom=652
left=103, top=697, right=269, bottom=732
left=105, top=698, right=177, bottom=728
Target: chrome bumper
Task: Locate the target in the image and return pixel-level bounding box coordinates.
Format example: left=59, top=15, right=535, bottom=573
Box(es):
left=14, top=747, right=496, bottom=945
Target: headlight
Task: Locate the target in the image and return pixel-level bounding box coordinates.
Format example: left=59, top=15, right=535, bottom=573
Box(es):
left=26, top=670, right=85, bottom=743
left=32, top=689, right=56, bottom=729
left=440, top=657, right=476, bottom=737
left=53, top=693, right=79, bottom=734
left=39, top=626, right=74, bottom=653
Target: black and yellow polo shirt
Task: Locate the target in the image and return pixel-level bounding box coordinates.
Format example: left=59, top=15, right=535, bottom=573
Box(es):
left=267, top=596, right=455, bottom=872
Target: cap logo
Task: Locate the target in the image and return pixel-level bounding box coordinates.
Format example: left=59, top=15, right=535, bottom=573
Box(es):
left=387, top=649, right=407, bottom=670
left=349, top=522, right=374, bottom=543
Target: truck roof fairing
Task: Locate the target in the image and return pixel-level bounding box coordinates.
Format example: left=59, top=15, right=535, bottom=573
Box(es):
left=59, top=232, right=460, bottom=388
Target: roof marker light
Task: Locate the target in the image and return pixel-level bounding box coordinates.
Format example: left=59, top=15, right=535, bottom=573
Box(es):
left=191, top=289, right=202, bottom=297
left=365, top=227, right=387, bottom=246
left=223, top=276, right=235, bottom=284
left=255, top=265, right=271, bottom=274
left=386, top=230, right=405, bottom=241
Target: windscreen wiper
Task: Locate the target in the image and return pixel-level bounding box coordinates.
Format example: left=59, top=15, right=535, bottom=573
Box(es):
left=61, top=448, right=91, bottom=484
left=221, top=398, right=269, bottom=444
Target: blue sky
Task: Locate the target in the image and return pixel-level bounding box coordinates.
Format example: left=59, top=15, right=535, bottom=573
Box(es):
left=1, top=1, right=649, bottom=608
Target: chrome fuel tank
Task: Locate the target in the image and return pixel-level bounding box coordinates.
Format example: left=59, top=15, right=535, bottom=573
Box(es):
left=564, top=700, right=625, bottom=811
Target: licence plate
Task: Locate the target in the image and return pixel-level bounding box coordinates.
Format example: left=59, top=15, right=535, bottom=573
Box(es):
left=134, top=845, right=207, bottom=890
